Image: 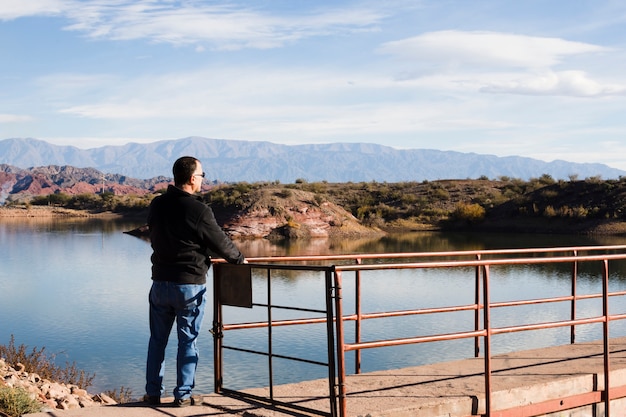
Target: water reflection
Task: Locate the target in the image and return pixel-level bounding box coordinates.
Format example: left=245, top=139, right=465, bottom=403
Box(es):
left=1, top=218, right=626, bottom=398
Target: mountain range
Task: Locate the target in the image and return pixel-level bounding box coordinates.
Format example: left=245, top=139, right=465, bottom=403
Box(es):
left=1, top=137, right=624, bottom=183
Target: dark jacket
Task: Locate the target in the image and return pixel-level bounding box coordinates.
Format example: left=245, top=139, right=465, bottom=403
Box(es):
left=148, top=185, right=244, bottom=284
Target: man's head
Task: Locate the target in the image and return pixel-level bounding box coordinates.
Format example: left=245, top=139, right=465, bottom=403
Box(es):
left=173, top=156, right=204, bottom=193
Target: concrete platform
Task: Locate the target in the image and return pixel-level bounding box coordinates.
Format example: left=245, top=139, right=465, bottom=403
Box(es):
left=26, top=337, right=626, bottom=417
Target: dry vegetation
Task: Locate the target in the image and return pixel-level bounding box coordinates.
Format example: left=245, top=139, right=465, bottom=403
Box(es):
left=6, top=174, right=626, bottom=235
left=205, top=175, right=626, bottom=235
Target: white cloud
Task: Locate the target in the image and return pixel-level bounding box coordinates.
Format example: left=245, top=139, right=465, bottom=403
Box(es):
left=54, top=66, right=386, bottom=120
left=378, top=30, right=611, bottom=70
left=481, top=70, right=626, bottom=97
left=377, top=30, right=625, bottom=99
left=1, top=0, right=385, bottom=49
left=58, top=1, right=384, bottom=50
left=0, top=114, right=33, bottom=123
left=48, top=65, right=482, bottom=141
left=0, top=0, right=65, bottom=20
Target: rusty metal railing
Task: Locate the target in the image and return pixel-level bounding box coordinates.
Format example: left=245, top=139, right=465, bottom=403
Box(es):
left=212, top=245, right=626, bottom=417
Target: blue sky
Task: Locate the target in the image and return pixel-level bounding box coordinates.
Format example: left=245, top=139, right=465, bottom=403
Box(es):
left=2, top=1, right=626, bottom=170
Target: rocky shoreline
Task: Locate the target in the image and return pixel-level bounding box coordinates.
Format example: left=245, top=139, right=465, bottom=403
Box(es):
left=0, top=359, right=115, bottom=413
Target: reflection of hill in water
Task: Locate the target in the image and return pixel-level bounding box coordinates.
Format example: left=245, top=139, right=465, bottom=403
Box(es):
left=1, top=215, right=143, bottom=235
left=237, top=232, right=626, bottom=286
left=236, top=235, right=385, bottom=258
left=236, top=229, right=626, bottom=257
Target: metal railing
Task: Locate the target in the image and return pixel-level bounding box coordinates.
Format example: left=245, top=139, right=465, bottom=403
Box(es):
left=211, top=245, right=626, bottom=417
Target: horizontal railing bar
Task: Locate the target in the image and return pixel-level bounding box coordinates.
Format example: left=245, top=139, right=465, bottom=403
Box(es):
left=491, top=295, right=574, bottom=308
left=577, top=289, right=626, bottom=300
left=493, top=290, right=626, bottom=308
left=223, top=289, right=626, bottom=331
left=610, top=313, right=626, bottom=321
left=351, top=304, right=478, bottom=319
left=491, top=317, right=607, bottom=335
left=222, top=345, right=329, bottom=367
left=224, top=316, right=327, bottom=330
left=229, top=245, right=626, bottom=265
left=223, top=305, right=480, bottom=331
left=251, top=303, right=327, bottom=314
left=247, top=263, right=334, bottom=271
left=344, top=330, right=487, bottom=351
left=334, top=253, right=626, bottom=271
left=346, top=315, right=625, bottom=352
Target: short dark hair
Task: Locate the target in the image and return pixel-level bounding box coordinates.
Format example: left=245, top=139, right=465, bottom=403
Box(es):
left=172, top=156, right=199, bottom=187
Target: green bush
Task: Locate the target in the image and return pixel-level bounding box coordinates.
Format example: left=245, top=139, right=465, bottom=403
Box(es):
left=31, top=193, right=72, bottom=206
left=452, top=203, right=485, bottom=223
left=68, top=193, right=100, bottom=210
left=0, top=386, right=42, bottom=417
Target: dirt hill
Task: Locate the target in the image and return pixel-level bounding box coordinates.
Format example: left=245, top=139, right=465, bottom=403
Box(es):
left=208, top=186, right=382, bottom=239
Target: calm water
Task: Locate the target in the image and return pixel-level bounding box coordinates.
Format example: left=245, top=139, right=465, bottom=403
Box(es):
left=2, top=217, right=626, bottom=398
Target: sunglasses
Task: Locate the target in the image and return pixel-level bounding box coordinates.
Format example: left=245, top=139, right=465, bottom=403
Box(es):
left=193, top=172, right=206, bottom=178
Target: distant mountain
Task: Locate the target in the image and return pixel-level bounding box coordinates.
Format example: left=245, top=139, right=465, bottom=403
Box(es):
left=1, top=137, right=624, bottom=182
left=0, top=164, right=171, bottom=201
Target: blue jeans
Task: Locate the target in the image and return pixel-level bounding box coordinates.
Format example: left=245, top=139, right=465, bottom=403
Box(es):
left=145, top=281, right=207, bottom=400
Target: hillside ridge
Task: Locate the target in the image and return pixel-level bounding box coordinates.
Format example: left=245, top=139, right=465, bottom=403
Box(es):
left=3, top=167, right=626, bottom=238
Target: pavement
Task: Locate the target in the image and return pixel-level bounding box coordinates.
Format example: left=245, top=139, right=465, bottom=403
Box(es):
left=25, top=336, right=626, bottom=417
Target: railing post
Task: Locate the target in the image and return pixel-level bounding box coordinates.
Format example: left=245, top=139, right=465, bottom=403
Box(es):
left=212, top=267, right=224, bottom=393
left=355, top=258, right=362, bottom=374
left=266, top=268, right=274, bottom=400
left=483, top=264, right=492, bottom=417
left=334, top=270, right=347, bottom=417
left=602, top=259, right=611, bottom=417
left=571, top=250, right=578, bottom=344
left=325, top=268, right=339, bottom=417
left=475, top=254, right=481, bottom=358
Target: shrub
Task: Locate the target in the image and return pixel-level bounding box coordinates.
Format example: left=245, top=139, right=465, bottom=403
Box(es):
left=0, top=335, right=95, bottom=389
left=538, top=174, right=556, bottom=185
left=31, top=193, right=72, bottom=206
left=275, top=189, right=293, bottom=199
left=452, top=203, right=485, bottom=223
left=0, top=386, right=42, bottom=417
left=430, top=187, right=450, bottom=200
left=286, top=218, right=301, bottom=229
left=105, top=386, right=133, bottom=404
left=544, top=205, right=557, bottom=217
left=68, top=193, right=100, bottom=210
left=540, top=190, right=559, bottom=199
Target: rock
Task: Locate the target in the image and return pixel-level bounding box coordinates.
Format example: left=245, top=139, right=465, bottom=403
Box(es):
left=70, top=386, right=88, bottom=397
left=0, top=356, right=113, bottom=411
left=57, top=394, right=81, bottom=410
left=93, top=393, right=117, bottom=405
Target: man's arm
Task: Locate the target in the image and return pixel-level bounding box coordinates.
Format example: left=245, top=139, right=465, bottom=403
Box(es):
left=198, top=206, right=245, bottom=264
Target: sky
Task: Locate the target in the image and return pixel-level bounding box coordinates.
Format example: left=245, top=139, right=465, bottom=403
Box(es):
left=2, top=1, right=626, bottom=170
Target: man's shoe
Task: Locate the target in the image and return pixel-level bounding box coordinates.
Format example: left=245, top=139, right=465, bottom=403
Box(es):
left=143, top=394, right=161, bottom=405
left=174, top=397, right=195, bottom=407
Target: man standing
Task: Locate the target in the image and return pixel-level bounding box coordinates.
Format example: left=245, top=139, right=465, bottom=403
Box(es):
left=145, top=156, right=245, bottom=407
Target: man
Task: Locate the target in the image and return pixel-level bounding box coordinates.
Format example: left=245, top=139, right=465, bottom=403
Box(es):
left=145, top=156, right=245, bottom=407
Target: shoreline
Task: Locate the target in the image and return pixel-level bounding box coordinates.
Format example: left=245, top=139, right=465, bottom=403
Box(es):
left=0, top=206, right=123, bottom=219
left=4, top=205, right=626, bottom=236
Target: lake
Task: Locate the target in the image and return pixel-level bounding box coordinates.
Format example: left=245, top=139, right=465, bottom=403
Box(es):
left=2, top=217, right=626, bottom=399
